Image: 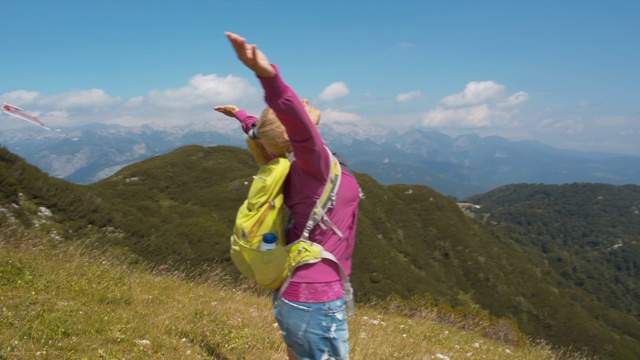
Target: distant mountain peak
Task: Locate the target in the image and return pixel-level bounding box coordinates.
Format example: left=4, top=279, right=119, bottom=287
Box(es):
left=1, top=122, right=639, bottom=197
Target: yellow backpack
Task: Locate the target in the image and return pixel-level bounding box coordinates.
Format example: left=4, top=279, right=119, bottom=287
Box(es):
left=230, top=147, right=354, bottom=315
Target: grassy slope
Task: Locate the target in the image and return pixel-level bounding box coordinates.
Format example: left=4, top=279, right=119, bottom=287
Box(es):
left=0, top=223, right=586, bottom=360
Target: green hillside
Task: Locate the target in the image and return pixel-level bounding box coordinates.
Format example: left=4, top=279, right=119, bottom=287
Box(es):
left=2, top=145, right=639, bottom=358
left=466, top=184, right=640, bottom=316
left=466, top=184, right=640, bottom=345
left=1, top=221, right=584, bottom=359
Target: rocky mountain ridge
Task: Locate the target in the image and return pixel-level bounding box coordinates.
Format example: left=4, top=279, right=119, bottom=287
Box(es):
left=2, top=122, right=639, bottom=198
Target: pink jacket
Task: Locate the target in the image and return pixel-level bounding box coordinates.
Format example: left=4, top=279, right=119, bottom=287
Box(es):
left=234, top=65, right=360, bottom=302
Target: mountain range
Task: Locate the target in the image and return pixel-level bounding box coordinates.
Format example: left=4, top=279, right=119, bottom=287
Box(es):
left=1, top=145, right=639, bottom=359
left=2, top=122, right=640, bottom=198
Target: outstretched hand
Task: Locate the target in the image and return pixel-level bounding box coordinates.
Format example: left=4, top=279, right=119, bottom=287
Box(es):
left=224, top=32, right=275, bottom=78
left=214, top=105, right=239, bottom=118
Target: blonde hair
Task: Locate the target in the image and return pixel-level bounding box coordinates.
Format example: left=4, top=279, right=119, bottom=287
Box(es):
left=246, top=107, right=292, bottom=166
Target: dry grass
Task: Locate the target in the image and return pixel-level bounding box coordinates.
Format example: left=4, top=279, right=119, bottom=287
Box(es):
left=0, top=223, right=591, bottom=359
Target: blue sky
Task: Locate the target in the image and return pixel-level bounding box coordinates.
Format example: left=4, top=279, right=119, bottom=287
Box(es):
left=2, top=0, right=639, bottom=155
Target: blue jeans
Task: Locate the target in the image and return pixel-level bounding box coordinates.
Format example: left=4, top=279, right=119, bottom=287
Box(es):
left=273, top=293, right=349, bottom=360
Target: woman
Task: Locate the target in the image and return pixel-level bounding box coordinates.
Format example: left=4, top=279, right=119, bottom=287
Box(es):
left=216, top=32, right=360, bottom=360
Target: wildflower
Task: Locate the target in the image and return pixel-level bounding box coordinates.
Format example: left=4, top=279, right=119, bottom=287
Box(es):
left=134, top=339, right=151, bottom=345
left=436, top=354, right=450, bottom=360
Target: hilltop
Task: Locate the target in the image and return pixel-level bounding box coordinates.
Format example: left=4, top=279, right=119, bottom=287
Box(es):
left=1, top=145, right=639, bottom=358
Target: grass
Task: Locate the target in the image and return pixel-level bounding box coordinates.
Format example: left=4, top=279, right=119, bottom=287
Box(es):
left=0, top=222, right=591, bottom=359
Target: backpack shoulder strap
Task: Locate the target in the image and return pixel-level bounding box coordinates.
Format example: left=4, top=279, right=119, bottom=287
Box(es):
left=299, top=146, right=343, bottom=241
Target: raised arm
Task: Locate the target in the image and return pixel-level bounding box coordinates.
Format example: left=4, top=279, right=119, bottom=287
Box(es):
left=214, top=104, right=258, bottom=135
left=214, top=104, right=239, bottom=118
left=223, top=32, right=329, bottom=180
left=224, top=32, right=275, bottom=78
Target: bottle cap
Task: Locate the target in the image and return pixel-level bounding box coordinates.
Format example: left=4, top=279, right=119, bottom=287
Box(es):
left=262, top=232, right=277, bottom=244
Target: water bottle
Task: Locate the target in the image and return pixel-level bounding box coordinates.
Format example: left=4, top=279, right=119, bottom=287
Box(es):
left=259, top=232, right=277, bottom=251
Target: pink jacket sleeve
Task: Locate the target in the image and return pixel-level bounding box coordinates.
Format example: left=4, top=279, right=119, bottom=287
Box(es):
left=258, top=65, right=330, bottom=181
left=233, top=110, right=258, bottom=135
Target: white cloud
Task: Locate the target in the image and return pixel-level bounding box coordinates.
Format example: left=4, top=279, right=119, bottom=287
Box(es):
left=43, top=110, right=71, bottom=126
left=422, top=104, right=492, bottom=128
left=146, top=74, right=257, bottom=109
left=396, top=91, right=422, bottom=104
left=2, top=90, right=40, bottom=104
left=441, top=81, right=505, bottom=107
left=125, top=96, right=144, bottom=108
left=420, top=81, right=529, bottom=131
left=317, top=82, right=349, bottom=103
left=2, top=73, right=262, bottom=128
left=320, top=108, right=362, bottom=124
left=318, top=108, right=376, bottom=136
left=497, top=91, right=529, bottom=108
left=53, top=89, right=121, bottom=109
